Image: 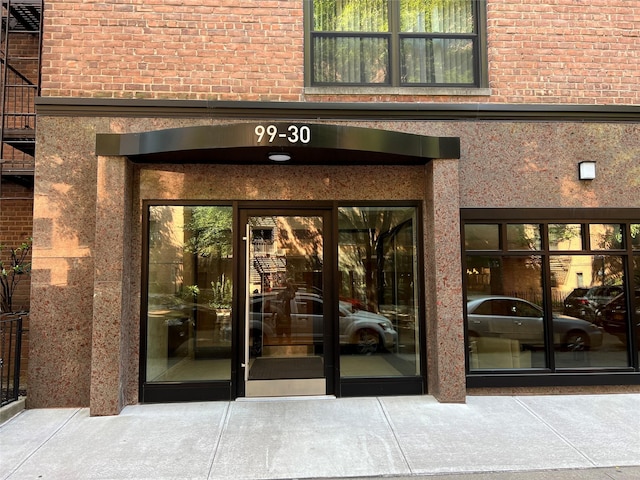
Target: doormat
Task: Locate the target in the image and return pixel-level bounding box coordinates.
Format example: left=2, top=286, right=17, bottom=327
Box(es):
left=249, top=356, right=324, bottom=380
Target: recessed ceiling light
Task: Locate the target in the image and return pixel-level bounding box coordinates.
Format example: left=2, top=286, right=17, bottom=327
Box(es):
left=268, top=153, right=291, bottom=162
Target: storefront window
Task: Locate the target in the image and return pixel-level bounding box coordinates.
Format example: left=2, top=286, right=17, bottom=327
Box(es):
left=549, top=223, right=582, bottom=251
left=551, top=254, right=626, bottom=368
left=632, top=224, right=640, bottom=250
left=338, top=206, right=421, bottom=378
left=506, top=224, right=541, bottom=250
left=635, top=257, right=640, bottom=366
left=589, top=224, right=623, bottom=250
left=464, top=224, right=499, bottom=250
left=465, top=256, right=545, bottom=369
left=464, top=214, right=640, bottom=383
left=145, top=206, right=233, bottom=382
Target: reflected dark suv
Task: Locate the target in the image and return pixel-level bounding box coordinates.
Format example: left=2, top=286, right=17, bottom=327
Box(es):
left=599, top=290, right=640, bottom=344
left=563, top=287, right=590, bottom=319
left=563, top=285, right=624, bottom=323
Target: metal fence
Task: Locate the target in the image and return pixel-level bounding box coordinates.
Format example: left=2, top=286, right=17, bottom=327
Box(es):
left=0, top=313, right=25, bottom=407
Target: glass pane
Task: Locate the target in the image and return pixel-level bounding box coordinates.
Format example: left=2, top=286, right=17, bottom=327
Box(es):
left=338, top=207, right=420, bottom=377
left=313, top=35, right=389, bottom=83
left=313, top=0, right=389, bottom=32
left=635, top=257, right=640, bottom=366
left=632, top=225, right=640, bottom=250
left=146, top=206, right=233, bottom=382
left=464, top=224, right=499, bottom=251
left=589, top=224, right=623, bottom=250
left=549, top=224, right=582, bottom=251
left=507, top=224, right=541, bottom=251
left=466, top=256, right=545, bottom=369
left=248, top=216, right=324, bottom=381
left=551, top=254, right=626, bottom=368
left=401, top=37, right=474, bottom=84
left=400, top=0, right=474, bottom=33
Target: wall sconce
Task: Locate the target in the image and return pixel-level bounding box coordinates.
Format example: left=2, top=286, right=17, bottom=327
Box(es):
left=578, top=161, right=596, bottom=180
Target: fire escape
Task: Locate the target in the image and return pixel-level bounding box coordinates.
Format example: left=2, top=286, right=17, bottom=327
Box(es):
left=0, top=0, right=42, bottom=189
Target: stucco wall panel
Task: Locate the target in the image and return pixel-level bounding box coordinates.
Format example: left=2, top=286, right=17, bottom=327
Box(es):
left=452, top=122, right=640, bottom=209
left=139, top=164, right=426, bottom=202
left=28, top=117, right=106, bottom=408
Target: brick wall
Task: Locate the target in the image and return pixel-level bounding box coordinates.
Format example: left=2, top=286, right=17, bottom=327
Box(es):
left=0, top=181, right=33, bottom=313
left=40, top=0, right=640, bottom=104
left=486, top=0, right=640, bottom=104
left=41, top=0, right=305, bottom=101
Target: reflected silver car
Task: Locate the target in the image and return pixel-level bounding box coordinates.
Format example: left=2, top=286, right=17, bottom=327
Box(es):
left=467, top=296, right=603, bottom=350
left=250, top=292, right=397, bottom=354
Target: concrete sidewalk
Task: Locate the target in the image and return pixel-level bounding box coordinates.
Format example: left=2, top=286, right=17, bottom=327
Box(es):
left=1, top=394, right=639, bottom=480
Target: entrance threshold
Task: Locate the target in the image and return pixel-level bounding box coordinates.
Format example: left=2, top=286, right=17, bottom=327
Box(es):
left=237, top=395, right=336, bottom=402
left=245, top=378, right=326, bottom=397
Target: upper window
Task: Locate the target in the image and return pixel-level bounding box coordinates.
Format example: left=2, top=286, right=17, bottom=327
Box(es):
left=308, top=0, right=485, bottom=87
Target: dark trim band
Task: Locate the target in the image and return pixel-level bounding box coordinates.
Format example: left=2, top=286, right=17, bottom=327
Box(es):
left=37, top=97, right=640, bottom=122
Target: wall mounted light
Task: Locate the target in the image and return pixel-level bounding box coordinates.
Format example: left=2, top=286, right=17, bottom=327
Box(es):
left=578, top=161, right=596, bottom=180
left=268, top=152, right=291, bottom=162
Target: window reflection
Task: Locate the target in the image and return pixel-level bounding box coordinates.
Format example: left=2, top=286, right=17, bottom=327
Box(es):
left=466, top=256, right=545, bottom=369
left=465, top=224, right=499, bottom=250
left=589, top=224, right=623, bottom=250
left=507, top=224, right=541, bottom=251
left=552, top=254, right=625, bottom=368
left=549, top=224, right=582, bottom=251
left=338, top=207, right=420, bottom=377
left=632, top=225, right=640, bottom=250
left=635, top=257, right=640, bottom=366
left=465, top=217, right=640, bottom=377
left=146, top=206, right=233, bottom=382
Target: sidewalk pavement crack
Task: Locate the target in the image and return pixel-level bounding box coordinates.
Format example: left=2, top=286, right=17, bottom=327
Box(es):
left=377, top=397, right=413, bottom=475
left=206, top=401, right=231, bottom=479
left=3, top=408, right=83, bottom=480
left=513, top=397, right=598, bottom=468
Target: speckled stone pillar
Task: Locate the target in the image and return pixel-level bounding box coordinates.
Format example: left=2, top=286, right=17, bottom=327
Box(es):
left=89, top=155, right=133, bottom=416
left=424, top=159, right=466, bottom=403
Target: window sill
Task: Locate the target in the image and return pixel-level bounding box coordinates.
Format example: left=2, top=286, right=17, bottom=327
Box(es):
left=304, top=86, right=491, bottom=96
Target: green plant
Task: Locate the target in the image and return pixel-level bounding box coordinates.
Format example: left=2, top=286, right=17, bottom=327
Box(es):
left=209, top=278, right=232, bottom=309
left=0, top=238, right=32, bottom=313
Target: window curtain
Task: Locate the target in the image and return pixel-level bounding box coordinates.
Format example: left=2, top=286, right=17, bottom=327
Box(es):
left=313, top=0, right=389, bottom=84
left=400, top=0, right=474, bottom=84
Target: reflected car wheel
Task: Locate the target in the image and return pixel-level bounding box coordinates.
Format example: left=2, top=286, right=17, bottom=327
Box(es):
left=249, top=329, right=262, bottom=356
left=564, top=330, right=590, bottom=352
left=354, top=329, right=380, bottom=355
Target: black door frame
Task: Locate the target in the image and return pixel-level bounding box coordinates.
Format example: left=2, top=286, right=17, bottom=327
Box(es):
left=235, top=205, right=337, bottom=398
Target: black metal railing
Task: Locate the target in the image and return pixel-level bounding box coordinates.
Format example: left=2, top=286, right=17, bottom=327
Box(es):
left=0, top=312, right=25, bottom=407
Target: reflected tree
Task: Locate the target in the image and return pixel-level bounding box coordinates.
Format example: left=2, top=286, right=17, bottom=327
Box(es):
left=185, top=207, right=233, bottom=258
left=338, top=207, right=415, bottom=312
left=184, top=207, right=233, bottom=309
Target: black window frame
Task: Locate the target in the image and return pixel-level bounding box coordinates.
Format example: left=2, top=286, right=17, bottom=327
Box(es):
left=462, top=208, right=640, bottom=389
left=304, top=0, right=488, bottom=88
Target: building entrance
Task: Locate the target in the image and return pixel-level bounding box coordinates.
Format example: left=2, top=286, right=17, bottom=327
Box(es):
left=241, top=210, right=331, bottom=397
left=140, top=202, right=425, bottom=403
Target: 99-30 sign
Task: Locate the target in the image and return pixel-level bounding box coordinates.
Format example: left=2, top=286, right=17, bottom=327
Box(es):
left=254, top=124, right=311, bottom=144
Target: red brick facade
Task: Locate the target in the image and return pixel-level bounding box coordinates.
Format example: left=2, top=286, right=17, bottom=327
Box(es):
left=42, top=0, right=305, bottom=101
left=0, top=181, right=33, bottom=313
left=40, top=0, right=640, bottom=104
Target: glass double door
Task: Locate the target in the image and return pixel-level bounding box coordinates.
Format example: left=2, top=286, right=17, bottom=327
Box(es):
left=241, top=210, right=332, bottom=397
